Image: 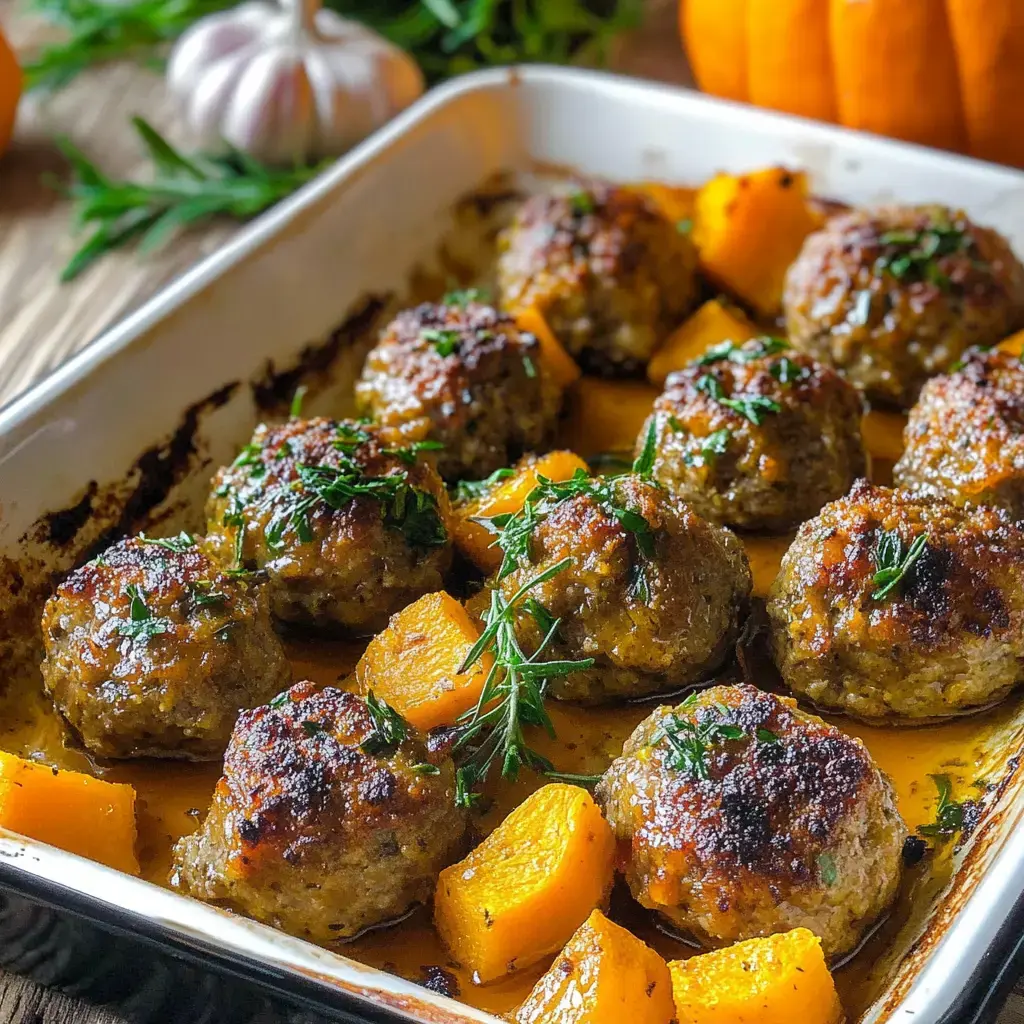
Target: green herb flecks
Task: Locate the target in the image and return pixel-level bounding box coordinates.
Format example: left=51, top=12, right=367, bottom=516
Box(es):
left=679, top=424, right=731, bottom=468
left=412, top=762, right=442, bottom=777
left=696, top=373, right=781, bottom=426
left=289, top=386, right=308, bottom=420
left=568, top=188, right=595, bottom=216
left=871, top=529, right=929, bottom=601
left=361, top=692, right=408, bottom=757
left=453, top=558, right=595, bottom=807
left=187, top=580, right=229, bottom=609
left=695, top=336, right=789, bottom=367
left=817, top=852, right=838, bottom=887
left=333, top=422, right=372, bottom=452
left=770, top=356, right=807, bottom=385
left=917, top=774, right=967, bottom=839
left=452, top=467, right=516, bottom=503
left=632, top=419, right=658, bottom=476
left=422, top=328, right=461, bottom=358
left=138, top=531, right=196, bottom=553
left=118, top=583, right=174, bottom=642
left=443, top=287, right=490, bottom=308
left=875, top=222, right=976, bottom=290
left=382, top=440, right=446, bottom=466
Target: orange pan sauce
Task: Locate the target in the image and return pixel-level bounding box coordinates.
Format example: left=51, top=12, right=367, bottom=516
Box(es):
left=1, top=386, right=1018, bottom=1020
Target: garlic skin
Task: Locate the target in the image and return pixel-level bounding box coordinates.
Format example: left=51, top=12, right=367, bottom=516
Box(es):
left=167, top=0, right=425, bottom=165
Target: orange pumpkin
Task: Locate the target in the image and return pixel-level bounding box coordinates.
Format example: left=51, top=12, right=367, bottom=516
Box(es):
left=681, top=0, right=1024, bottom=168
left=0, top=23, right=20, bottom=158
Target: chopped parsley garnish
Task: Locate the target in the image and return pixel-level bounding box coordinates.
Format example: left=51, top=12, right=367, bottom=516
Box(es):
left=695, top=336, right=788, bottom=367
left=917, top=774, right=966, bottom=839
left=696, top=374, right=781, bottom=425
left=568, top=188, right=595, bottom=216
left=632, top=419, right=658, bottom=476
left=756, top=727, right=780, bottom=744
left=875, top=223, right=975, bottom=290
left=301, top=719, right=327, bottom=738
left=453, top=558, right=595, bottom=808
left=361, top=692, right=408, bottom=757
left=289, top=385, right=307, bottom=420
left=522, top=353, right=537, bottom=378
left=422, top=328, right=461, bottom=357
left=187, top=580, right=229, bottom=609
left=268, top=691, right=292, bottom=710
left=817, top=852, right=838, bottom=887
left=333, top=423, right=372, bottom=451
left=676, top=217, right=693, bottom=234
left=681, top=425, right=731, bottom=468
left=452, top=467, right=516, bottom=503
left=222, top=494, right=247, bottom=568
left=118, top=584, right=173, bottom=642
left=871, top=529, right=928, bottom=601
left=382, top=439, right=445, bottom=466
left=412, top=762, right=441, bottom=777
left=770, top=356, right=806, bottom=385
left=138, top=531, right=196, bottom=553
left=443, top=287, right=490, bottom=308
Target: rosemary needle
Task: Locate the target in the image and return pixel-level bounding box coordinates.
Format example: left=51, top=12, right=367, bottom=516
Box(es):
left=55, top=117, right=329, bottom=281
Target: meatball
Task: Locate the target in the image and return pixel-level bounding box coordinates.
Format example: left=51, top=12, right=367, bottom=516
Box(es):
left=171, top=683, right=466, bottom=942
left=767, top=480, right=1024, bottom=722
left=40, top=534, right=290, bottom=760
left=496, top=183, right=699, bottom=374
left=639, top=339, right=866, bottom=531
left=205, top=418, right=453, bottom=633
left=596, top=684, right=905, bottom=960
left=355, top=300, right=564, bottom=481
left=493, top=473, right=752, bottom=703
left=894, top=347, right=1024, bottom=518
left=784, top=205, right=1024, bottom=408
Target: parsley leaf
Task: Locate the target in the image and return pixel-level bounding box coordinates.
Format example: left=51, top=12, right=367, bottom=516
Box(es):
left=118, top=583, right=173, bottom=642
left=452, top=467, right=516, bottom=503
left=696, top=374, right=781, bottom=425
left=568, top=188, right=595, bottom=216
left=443, top=287, right=490, bottom=307
left=382, top=440, right=445, bottom=466
left=138, top=531, right=196, bottom=553
left=632, top=419, right=658, bottom=476
left=871, top=530, right=928, bottom=600
left=875, top=223, right=976, bottom=291
left=917, top=774, right=966, bottom=839
left=361, top=692, right=408, bottom=757
left=422, top=328, right=461, bottom=357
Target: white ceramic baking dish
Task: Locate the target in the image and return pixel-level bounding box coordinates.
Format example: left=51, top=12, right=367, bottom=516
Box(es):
left=1, top=67, right=1024, bottom=1024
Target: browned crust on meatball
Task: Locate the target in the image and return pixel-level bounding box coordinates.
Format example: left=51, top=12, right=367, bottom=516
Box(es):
left=40, top=535, right=290, bottom=760
left=496, top=183, right=699, bottom=374
left=784, top=205, right=1024, bottom=408
left=641, top=342, right=866, bottom=531
left=895, top=347, right=1024, bottom=517
left=595, top=684, right=905, bottom=959
left=767, top=480, right=1024, bottom=721
left=204, top=418, right=453, bottom=633
left=171, top=683, right=466, bottom=942
left=355, top=301, right=563, bottom=481
left=497, top=475, right=752, bottom=702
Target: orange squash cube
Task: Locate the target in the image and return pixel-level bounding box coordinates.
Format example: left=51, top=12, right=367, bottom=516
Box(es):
left=998, top=330, right=1024, bottom=358
left=648, top=299, right=759, bottom=386
left=515, top=307, right=582, bottom=389
left=562, top=378, right=659, bottom=459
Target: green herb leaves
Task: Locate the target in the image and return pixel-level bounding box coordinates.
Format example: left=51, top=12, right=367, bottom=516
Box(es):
left=568, top=188, right=596, bottom=216
left=453, top=558, right=595, bottom=807
left=632, top=419, right=658, bottom=476
left=817, top=852, right=838, bottom=887
left=442, top=287, right=490, bottom=308
left=696, top=374, right=781, bottom=426
left=118, top=583, right=174, bottom=642
left=917, top=774, right=966, bottom=839
left=138, top=531, right=196, bottom=553
left=871, top=529, right=928, bottom=601
left=423, top=328, right=461, bottom=357
left=875, top=223, right=975, bottom=290
left=452, top=467, right=515, bottom=503
left=55, top=118, right=327, bottom=281
left=695, top=336, right=788, bottom=367
left=361, top=692, right=409, bottom=757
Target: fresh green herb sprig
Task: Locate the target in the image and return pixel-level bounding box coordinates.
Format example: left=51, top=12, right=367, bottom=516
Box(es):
left=695, top=337, right=789, bottom=367
left=875, top=224, right=974, bottom=290
left=118, top=583, right=174, bottom=641
left=917, top=774, right=967, bottom=839
left=443, top=287, right=490, bottom=308
left=55, top=118, right=328, bottom=281
left=668, top=416, right=731, bottom=468
left=452, top=467, right=516, bottom=503
left=453, top=557, right=595, bottom=807
left=138, top=531, right=196, bottom=553
left=871, top=529, right=929, bottom=601
left=422, top=328, right=461, bottom=357
left=361, top=692, right=409, bottom=757
left=696, top=374, right=781, bottom=426
left=382, top=440, right=445, bottom=466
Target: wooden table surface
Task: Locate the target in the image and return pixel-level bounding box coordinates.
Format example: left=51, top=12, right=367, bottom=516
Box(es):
left=1, top=1, right=1024, bottom=1021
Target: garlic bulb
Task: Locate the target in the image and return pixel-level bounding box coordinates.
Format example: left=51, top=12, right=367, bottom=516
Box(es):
left=167, top=0, right=425, bottom=165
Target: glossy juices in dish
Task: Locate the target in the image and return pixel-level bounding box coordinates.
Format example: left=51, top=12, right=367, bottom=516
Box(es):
left=1, top=380, right=1014, bottom=1021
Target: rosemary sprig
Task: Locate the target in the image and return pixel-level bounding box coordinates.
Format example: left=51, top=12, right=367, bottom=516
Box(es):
left=871, top=529, right=929, bottom=601
left=361, top=692, right=409, bottom=758
left=54, top=118, right=328, bottom=281
left=453, top=557, right=595, bottom=807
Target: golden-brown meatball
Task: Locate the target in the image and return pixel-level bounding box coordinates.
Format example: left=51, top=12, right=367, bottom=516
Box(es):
left=205, top=418, right=453, bottom=634
left=767, top=480, right=1024, bottom=722
left=40, top=534, right=290, bottom=760
left=638, top=339, right=866, bottom=531
left=595, top=684, right=905, bottom=960
left=497, top=183, right=699, bottom=374
left=355, top=301, right=564, bottom=481
left=171, top=682, right=466, bottom=942
left=894, top=347, right=1024, bottom=517
left=784, top=205, right=1024, bottom=408
left=492, top=473, right=751, bottom=703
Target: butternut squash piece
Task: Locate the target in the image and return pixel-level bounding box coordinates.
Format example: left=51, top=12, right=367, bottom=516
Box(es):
left=861, top=409, right=907, bottom=465
left=693, top=167, right=820, bottom=317
left=0, top=752, right=138, bottom=875
left=515, top=909, right=676, bottom=1024
left=669, top=928, right=842, bottom=1024
left=998, top=330, right=1024, bottom=358
left=434, top=783, right=615, bottom=983
left=634, top=182, right=698, bottom=229
left=515, top=307, right=582, bottom=389
left=562, top=378, right=658, bottom=458
left=355, top=591, right=493, bottom=732
left=454, top=450, right=588, bottom=573
left=648, top=299, right=759, bottom=386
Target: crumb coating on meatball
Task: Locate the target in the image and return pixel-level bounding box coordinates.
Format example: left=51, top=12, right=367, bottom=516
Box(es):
left=171, top=683, right=466, bottom=942
left=494, top=473, right=752, bottom=703
left=784, top=205, right=1024, bottom=408
left=641, top=338, right=865, bottom=531
left=355, top=300, right=564, bottom=481
left=497, top=183, right=699, bottom=374
left=596, top=684, right=905, bottom=960
left=205, top=418, right=452, bottom=633
left=768, top=480, right=1024, bottom=721
left=895, top=347, right=1024, bottom=518
left=40, top=534, right=290, bottom=760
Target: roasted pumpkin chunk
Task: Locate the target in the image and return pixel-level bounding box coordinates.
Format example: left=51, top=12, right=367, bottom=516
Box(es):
left=434, top=783, right=615, bottom=983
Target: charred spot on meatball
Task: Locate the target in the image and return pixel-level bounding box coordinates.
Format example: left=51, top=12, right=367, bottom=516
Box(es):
left=767, top=480, right=1024, bottom=722
left=784, top=205, right=1024, bottom=408
left=595, top=683, right=905, bottom=960
left=355, top=300, right=564, bottom=481
left=491, top=472, right=752, bottom=703
left=496, top=183, right=699, bottom=375
left=639, top=337, right=866, bottom=531
left=204, top=418, right=453, bottom=634
left=40, top=533, right=290, bottom=760
left=895, top=347, right=1024, bottom=518
left=170, top=683, right=466, bottom=942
